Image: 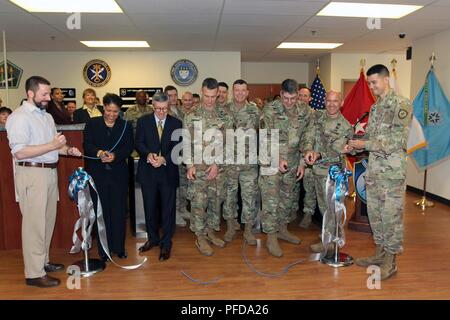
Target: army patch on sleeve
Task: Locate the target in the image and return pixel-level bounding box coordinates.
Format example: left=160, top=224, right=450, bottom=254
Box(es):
left=398, top=109, right=409, bottom=119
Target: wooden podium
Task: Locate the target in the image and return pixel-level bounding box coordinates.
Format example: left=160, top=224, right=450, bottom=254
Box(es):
left=0, top=125, right=84, bottom=250
left=348, top=154, right=372, bottom=233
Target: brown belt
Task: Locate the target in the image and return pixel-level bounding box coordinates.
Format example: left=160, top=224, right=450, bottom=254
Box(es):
left=17, top=161, right=58, bottom=169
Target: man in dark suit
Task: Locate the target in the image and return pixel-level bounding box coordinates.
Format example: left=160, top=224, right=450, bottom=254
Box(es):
left=135, top=92, right=182, bottom=261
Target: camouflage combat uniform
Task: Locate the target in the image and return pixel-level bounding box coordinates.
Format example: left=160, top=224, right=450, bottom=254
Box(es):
left=124, top=104, right=153, bottom=158
left=177, top=106, right=196, bottom=219
left=124, top=104, right=153, bottom=129
left=222, top=100, right=260, bottom=225
left=362, top=89, right=412, bottom=255
left=303, top=110, right=352, bottom=236
left=259, top=100, right=311, bottom=234
left=184, top=104, right=233, bottom=236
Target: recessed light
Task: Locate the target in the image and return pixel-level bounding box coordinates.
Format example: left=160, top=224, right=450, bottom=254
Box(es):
left=80, top=41, right=150, bottom=48
left=10, top=0, right=123, bottom=13
left=277, top=42, right=343, bottom=49
left=317, top=2, right=422, bottom=19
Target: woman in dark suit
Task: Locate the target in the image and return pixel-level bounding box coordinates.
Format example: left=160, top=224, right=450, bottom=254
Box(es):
left=83, top=93, right=133, bottom=261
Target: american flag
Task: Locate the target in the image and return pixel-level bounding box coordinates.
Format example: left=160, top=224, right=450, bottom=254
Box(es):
left=310, top=74, right=326, bottom=110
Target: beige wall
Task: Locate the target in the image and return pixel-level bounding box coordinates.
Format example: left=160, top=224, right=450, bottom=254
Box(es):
left=407, top=28, right=450, bottom=200
left=330, top=53, right=411, bottom=98
left=0, top=51, right=241, bottom=109
left=241, top=62, right=308, bottom=85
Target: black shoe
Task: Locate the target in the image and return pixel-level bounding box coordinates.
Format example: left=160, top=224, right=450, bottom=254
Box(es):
left=25, top=275, right=60, bottom=288
left=139, top=240, right=158, bottom=253
left=159, top=247, right=171, bottom=261
left=117, top=252, right=127, bottom=259
left=44, top=263, right=64, bottom=273
left=100, top=255, right=110, bottom=262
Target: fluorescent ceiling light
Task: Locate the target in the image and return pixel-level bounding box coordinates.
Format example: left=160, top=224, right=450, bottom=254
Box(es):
left=10, top=0, right=123, bottom=13
left=277, top=42, right=343, bottom=49
left=81, top=41, right=150, bottom=48
left=317, top=2, right=422, bottom=19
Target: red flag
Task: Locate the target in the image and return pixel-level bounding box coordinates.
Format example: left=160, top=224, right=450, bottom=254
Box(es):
left=341, top=71, right=375, bottom=134
left=341, top=71, right=375, bottom=170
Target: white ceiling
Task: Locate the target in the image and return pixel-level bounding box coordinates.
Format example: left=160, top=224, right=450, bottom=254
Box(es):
left=0, top=0, right=449, bottom=62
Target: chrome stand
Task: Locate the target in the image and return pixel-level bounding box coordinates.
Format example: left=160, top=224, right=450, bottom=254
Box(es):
left=320, top=210, right=353, bottom=268
left=68, top=248, right=105, bottom=278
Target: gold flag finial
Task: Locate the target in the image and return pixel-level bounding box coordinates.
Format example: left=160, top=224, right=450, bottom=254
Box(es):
left=316, top=59, right=320, bottom=75
left=360, top=58, right=366, bottom=73
left=391, top=58, right=398, bottom=71
left=429, top=52, right=436, bottom=68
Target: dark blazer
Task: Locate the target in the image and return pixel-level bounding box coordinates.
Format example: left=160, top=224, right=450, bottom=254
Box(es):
left=74, top=105, right=104, bottom=124
left=135, top=113, right=182, bottom=187
left=83, top=116, right=134, bottom=184
left=46, top=100, right=72, bottom=125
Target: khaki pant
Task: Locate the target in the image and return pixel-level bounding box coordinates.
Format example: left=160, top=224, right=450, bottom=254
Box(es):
left=15, top=166, right=58, bottom=279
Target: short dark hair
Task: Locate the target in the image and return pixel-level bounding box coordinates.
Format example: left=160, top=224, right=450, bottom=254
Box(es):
left=233, top=79, right=247, bottom=87
left=281, top=79, right=298, bottom=94
left=299, top=86, right=311, bottom=93
left=102, top=93, right=123, bottom=108
left=367, top=64, right=390, bottom=77
left=0, top=106, right=12, bottom=114
left=202, top=78, right=218, bottom=90
left=50, top=87, right=62, bottom=96
left=218, top=82, right=229, bottom=90
left=152, top=92, right=169, bottom=103
left=193, top=93, right=200, bottom=99
left=25, top=76, right=50, bottom=94
left=164, top=85, right=177, bottom=93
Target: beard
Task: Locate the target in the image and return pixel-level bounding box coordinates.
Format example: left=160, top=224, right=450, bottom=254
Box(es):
left=33, top=97, right=48, bottom=110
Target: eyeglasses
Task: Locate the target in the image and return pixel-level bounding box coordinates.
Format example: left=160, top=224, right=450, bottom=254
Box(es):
left=154, top=107, right=168, bottom=112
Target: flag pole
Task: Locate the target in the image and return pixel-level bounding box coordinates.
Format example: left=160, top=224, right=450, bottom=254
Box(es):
left=2, top=30, right=9, bottom=106
left=414, top=53, right=435, bottom=211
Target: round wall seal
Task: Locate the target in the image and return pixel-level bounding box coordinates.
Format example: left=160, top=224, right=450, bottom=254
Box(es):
left=170, top=59, right=198, bottom=86
left=83, top=59, right=111, bottom=87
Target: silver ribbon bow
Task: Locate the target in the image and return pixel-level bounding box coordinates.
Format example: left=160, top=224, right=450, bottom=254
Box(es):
left=69, top=168, right=147, bottom=270
left=321, top=165, right=351, bottom=259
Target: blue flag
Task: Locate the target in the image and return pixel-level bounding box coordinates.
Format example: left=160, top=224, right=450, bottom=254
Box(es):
left=412, top=69, right=450, bottom=170
left=310, top=74, right=326, bottom=110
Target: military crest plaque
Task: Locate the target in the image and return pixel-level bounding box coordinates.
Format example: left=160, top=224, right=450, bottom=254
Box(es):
left=170, top=59, right=198, bottom=86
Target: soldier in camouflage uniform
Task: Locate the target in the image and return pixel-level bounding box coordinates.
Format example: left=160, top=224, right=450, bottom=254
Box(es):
left=345, top=64, right=412, bottom=280
left=298, top=87, right=317, bottom=229
left=217, top=82, right=229, bottom=108
left=303, top=91, right=353, bottom=255
left=184, top=78, right=234, bottom=256
left=124, top=90, right=153, bottom=158
left=164, top=85, right=188, bottom=227
left=259, top=79, right=312, bottom=257
left=177, top=92, right=196, bottom=223
left=124, top=90, right=153, bottom=129
left=222, top=79, right=260, bottom=245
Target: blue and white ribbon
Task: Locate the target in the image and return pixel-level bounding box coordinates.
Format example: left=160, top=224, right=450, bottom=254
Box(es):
left=321, top=164, right=352, bottom=258
left=68, top=167, right=146, bottom=270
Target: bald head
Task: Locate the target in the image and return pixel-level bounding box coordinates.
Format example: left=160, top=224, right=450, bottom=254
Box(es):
left=325, top=91, right=343, bottom=118
left=181, top=91, right=194, bottom=110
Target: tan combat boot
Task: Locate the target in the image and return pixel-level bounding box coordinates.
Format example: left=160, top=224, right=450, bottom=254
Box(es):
left=243, top=223, right=257, bottom=246
left=380, top=252, right=397, bottom=280
left=196, top=235, right=213, bottom=256
left=232, top=218, right=241, bottom=231
left=266, top=233, right=283, bottom=257
left=224, top=219, right=237, bottom=242
left=299, top=214, right=312, bottom=229
left=355, top=245, right=385, bottom=267
left=277, top=223, right=301, bottom=244
left=206, top=228, right=225, bottom=248
left=310, top=241, right=324, bottom=253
